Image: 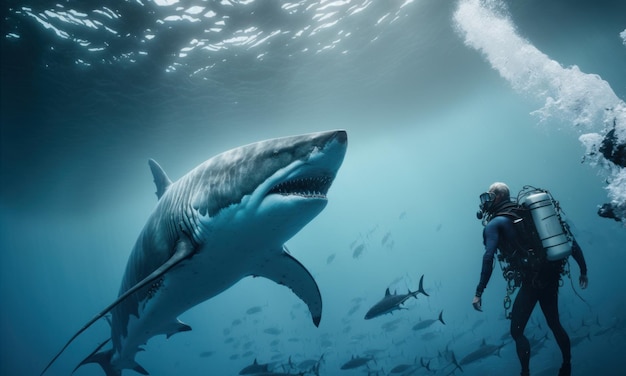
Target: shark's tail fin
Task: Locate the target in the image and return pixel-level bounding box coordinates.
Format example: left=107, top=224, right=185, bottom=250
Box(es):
left=448, top=351, right=463, bottom=374
left=73, top=341, right=119, bottom=376
left=438, top=310, right=446, bottom=325
left=72, top=340, right=148, bottom=376
left=417, top=274, right=429, bottom=297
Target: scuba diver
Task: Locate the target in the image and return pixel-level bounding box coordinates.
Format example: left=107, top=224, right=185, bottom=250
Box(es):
left=471, top=182, right=588, bottom=376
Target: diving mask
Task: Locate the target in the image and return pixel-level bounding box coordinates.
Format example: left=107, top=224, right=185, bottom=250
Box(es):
left=476, top=191, right=496, bottom=220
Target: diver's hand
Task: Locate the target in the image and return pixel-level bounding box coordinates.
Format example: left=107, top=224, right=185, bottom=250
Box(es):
left=579, top=274, right=588, bottom=289
left=472, top=296, right=483, bottom=312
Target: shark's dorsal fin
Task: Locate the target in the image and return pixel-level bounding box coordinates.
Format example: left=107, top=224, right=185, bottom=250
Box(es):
left=40, top=237, right=195, bottom=376
left=384, top=288, right=391, bottom=296
left=148, top=159, right=172, bottom=200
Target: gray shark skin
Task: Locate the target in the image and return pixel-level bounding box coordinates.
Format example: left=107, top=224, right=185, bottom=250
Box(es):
left=364, top=275, right=429, bottom=320
left=239, top=358, right=271, bottom=375
left=41, top=130, right=347, bottom=376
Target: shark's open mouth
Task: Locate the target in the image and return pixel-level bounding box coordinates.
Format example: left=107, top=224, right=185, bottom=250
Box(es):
left=268, top=176, right=334, bottom=198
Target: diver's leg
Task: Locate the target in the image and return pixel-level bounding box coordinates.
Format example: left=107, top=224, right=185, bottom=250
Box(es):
left=538, top=283, right=571, bottom=375
left=510, top=283, right=537, bottom=376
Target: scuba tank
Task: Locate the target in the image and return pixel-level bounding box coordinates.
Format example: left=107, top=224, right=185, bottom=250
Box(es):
left=519, top=188, right=572, bottom=261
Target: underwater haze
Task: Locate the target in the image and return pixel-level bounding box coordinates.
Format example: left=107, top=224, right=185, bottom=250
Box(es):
left=2, top=0, right=626, bottom=375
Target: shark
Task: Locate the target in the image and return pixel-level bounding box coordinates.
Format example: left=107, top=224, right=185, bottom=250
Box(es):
left=238, top=358, right=271, bottom=375
left=364, top=275, right=429, bottom=320
left=459, top=339, right=507, bottom=366
left=40, top=130, right=348, bottom=376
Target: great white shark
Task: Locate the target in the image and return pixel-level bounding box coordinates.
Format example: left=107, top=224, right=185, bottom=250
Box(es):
left=41, top=130, right=348, bottom=376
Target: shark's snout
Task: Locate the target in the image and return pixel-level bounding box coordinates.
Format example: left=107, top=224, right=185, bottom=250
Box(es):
left=333, top=129, right=347, bottom=144
left=264, top=129, right=347, bottom=201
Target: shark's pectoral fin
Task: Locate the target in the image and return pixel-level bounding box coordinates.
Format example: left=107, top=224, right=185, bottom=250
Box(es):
left=40, top=237, right=195, bottom=376
left=252, top=246, right=322, bottom=327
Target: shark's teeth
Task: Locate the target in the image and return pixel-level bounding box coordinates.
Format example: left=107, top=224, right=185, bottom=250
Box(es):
left=268, top=176, right=333, bottom=198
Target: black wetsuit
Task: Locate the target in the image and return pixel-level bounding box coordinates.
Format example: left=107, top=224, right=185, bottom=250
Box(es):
left=475, top=202, right=588, bottom=376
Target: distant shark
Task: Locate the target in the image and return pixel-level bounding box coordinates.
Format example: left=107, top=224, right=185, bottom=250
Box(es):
left=238, top=358, right=271, bottom=375
left=459, top=339, right=507, bottom=366
left=412, top=310, right=445, bottom=331
left=364, top=275, right=429, bottom=320
left=41, top=130, right=348, bottom=376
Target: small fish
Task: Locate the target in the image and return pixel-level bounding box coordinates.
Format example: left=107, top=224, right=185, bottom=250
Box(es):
left=381, top=318, right=404, bottom=332
left=420, top=331, right=440, bottom=341
left=340, top=355, right=373, bottom=370
left=246, top=306, right=264, bottom=315
left=412, top=310, right=445, bottom=331
left=390, top=363, right=414, bottom=373
left=381, top=231, right=392, bottom=246
left=263, top=327, right=282, bottom=335
left=352, top=243, right=366, bottom=259
left=347, top=304, right=360, bottom=316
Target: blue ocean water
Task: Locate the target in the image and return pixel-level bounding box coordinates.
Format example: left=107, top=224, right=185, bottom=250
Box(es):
left=1, top=0, right=625, bottom=375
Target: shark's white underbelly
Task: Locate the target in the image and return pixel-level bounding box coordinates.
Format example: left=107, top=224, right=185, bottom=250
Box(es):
left=114, top=244, right=262, bottom=368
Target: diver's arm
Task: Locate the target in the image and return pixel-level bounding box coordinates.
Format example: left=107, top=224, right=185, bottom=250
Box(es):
left=571, top=238, right=588, bottom=288
left=475, top=220, right=500, bottom=298
left=571, top=239, right=587, bottom=274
